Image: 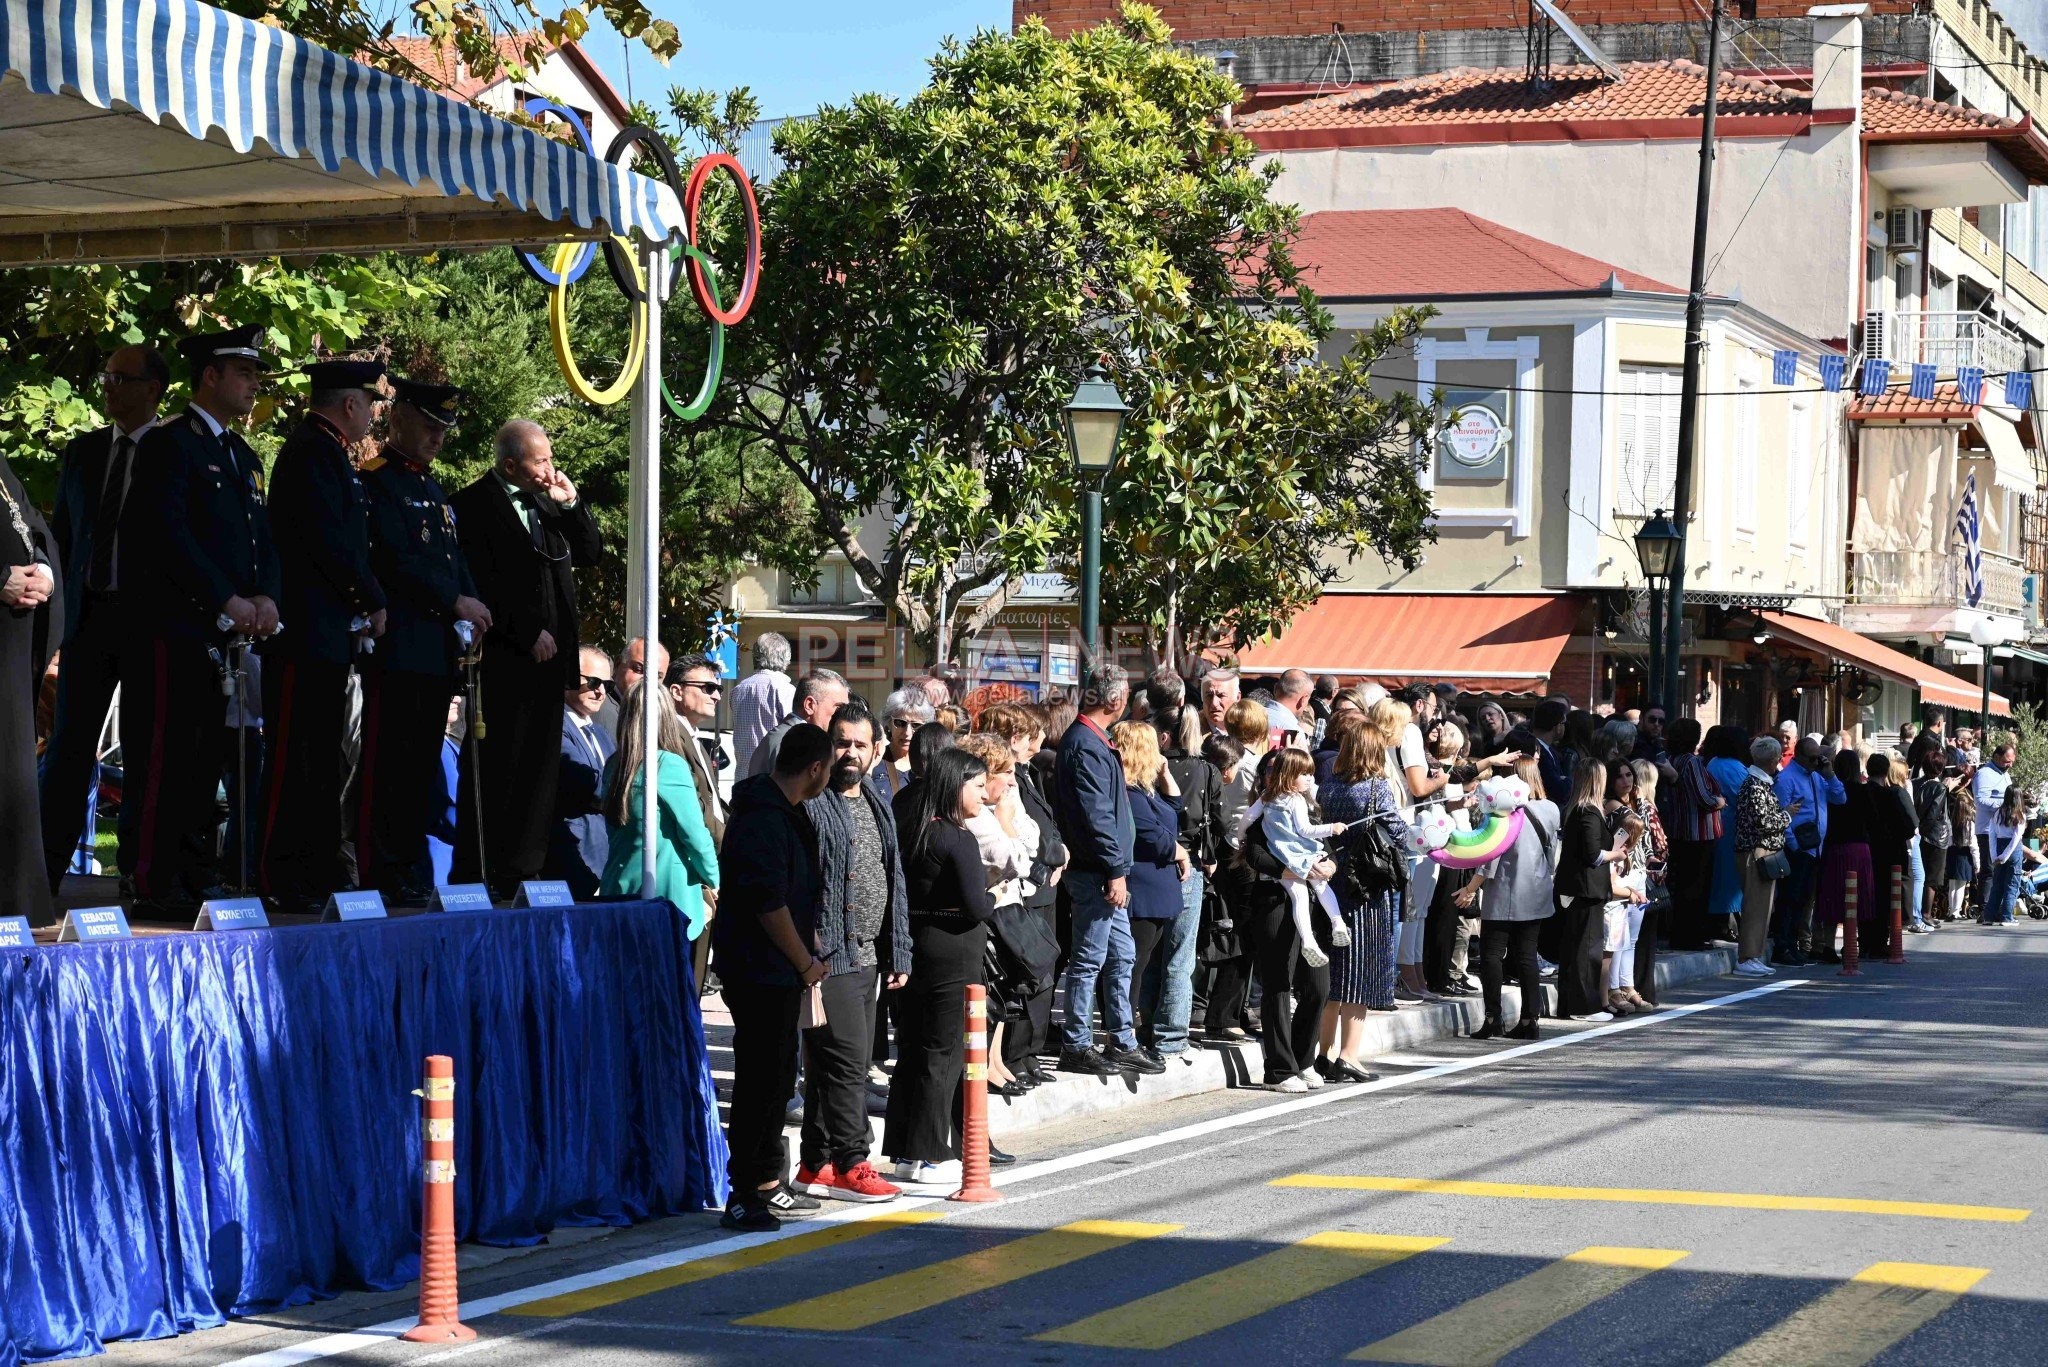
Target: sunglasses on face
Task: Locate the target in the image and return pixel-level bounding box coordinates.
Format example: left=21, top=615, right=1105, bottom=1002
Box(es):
left=579, top=675, right=610, bottom=693
left=677, top=679, right=723, bottom=696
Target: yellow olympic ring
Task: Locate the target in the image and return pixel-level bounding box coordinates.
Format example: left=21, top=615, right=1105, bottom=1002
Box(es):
left=548, top=238, right=647, bottom=406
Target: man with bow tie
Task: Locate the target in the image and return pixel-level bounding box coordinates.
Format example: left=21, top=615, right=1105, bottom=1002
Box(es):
left=117, top=325, right=279, bottom=914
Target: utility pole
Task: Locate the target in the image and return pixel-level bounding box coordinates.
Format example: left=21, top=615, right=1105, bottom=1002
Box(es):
left=1665, top=0, right=1725, bottom=717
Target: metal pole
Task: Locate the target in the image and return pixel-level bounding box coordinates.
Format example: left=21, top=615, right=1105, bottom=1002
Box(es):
left=1645, top=584, right=1663, bottom=717
left=1664, top=0, right=1725, bottom=718
left=1982, top=645, right=1995, bottom=729
left=636, top=240, right=667, bottom=900
left=1080, top=486, right=1103, bottom=663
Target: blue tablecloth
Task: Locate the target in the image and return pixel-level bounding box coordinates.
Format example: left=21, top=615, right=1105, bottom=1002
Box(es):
left=0, top=901, right=728, bottom=1364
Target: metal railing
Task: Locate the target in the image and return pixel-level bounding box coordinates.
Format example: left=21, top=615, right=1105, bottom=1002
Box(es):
left=1865, top=308, right=2027, bottom=376
left=1849, top=547, right=2029, bottom=617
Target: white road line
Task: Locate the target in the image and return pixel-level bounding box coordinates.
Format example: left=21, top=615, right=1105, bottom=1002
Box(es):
left=409, top=1318, right=589, bottom=1364
left=217, top=977, right=1803, bottom=1366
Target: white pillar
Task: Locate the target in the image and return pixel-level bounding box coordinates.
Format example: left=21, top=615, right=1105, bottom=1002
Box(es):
left=634, top=240, right=667, bottom=898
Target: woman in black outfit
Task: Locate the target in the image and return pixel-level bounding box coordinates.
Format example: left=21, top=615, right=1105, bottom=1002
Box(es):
left=1241, top=748, right=1332, bottom=1088
left=1548, top=758, right=1629, bottom=1020
left=882, top=747, right=999, bottom=1186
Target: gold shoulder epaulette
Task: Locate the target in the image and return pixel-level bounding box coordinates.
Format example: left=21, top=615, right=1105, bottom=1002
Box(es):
left=359, top=454, right=387, bottom=472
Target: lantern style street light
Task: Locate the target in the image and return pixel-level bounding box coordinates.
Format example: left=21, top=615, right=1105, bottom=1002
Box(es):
left=1063, top=364, right=1129, bottom=659
left=1633, top=509, right=1683, bottom=713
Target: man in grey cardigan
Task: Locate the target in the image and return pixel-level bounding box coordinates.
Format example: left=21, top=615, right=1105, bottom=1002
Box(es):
left=794, top=701, right=911, bottom=1202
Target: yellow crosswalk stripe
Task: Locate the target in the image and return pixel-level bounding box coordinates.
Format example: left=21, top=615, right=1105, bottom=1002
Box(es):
left=504, top=1207, right=950, bottom=1317
left=1274, top=1175, right=2031, bottom=1224
left=1036, top=1232, right=1449, bottom=1350
left=736, top=1218, right=1180, bottom=1332
left=1708, top=1261, right=1988, bottom=1366
left=1350, top=1245, right=1689, bottom=1366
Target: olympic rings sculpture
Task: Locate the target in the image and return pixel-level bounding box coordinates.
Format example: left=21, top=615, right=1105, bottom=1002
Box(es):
left=538, top=117, right=763, bottom=412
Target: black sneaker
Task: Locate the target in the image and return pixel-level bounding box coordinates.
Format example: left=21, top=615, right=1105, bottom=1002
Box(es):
left=1058, top=1048, right=1116, bottom=1077
left=1104, top=1045, right=1166, bottom=1075
left=762, top=1184, right=823, bottom=1220
left=720, top=1196, right=780, bottom=1232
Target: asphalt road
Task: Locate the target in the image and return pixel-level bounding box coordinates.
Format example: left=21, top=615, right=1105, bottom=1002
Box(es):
left=161, top=921, right=2048, bottom=1367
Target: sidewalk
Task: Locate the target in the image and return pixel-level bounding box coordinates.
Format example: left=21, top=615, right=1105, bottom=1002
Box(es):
left=699, top=947, right=1740, bottom=1160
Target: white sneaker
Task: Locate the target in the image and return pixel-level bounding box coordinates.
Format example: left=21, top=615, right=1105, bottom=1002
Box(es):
left=1581, top=1011, right=1616, bottom=1023
left=1734, top=959, right=1773, bottom=977
left=866, top=1064, right=890, bottom=1092
left=1270, top=1075, right=1310, bottom=1092
left=1328, top=921, right=1353, bottom=949
left=1299, top=942, right=1330, bottom=969
left=1298, top=1067, right=1325, bottom=1089
left=890, top=1160, right=960, bottom=1187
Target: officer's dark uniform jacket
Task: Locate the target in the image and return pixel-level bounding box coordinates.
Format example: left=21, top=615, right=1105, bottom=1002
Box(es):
left=263, top=411, right=384, bottom=664
left=119, top=405, right=277, bottom=636
left=361, top=445, right=475, bottom=677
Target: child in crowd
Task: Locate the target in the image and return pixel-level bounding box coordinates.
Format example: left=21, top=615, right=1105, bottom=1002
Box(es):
left=1244, top=747, right=1352, bottom=969
left=1947, top=784, right=1977, bottom=921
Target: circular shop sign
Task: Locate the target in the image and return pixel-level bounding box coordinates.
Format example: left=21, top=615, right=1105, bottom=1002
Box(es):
left=1441, top=404, right=1509, bottom=467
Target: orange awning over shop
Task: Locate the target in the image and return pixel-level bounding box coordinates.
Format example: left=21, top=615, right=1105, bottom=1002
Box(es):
left=1760, top=611, right=2009, bottom=715
left=1235, top=594, right=1582, bottom=691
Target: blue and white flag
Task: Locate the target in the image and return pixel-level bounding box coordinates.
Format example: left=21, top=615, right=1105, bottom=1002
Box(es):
left=1819, top=354, right=1847, bottom=392
left=1958, top=366, right=1986, bottom=407
left=1772, top=349, right=1798, bottom=386
left=1957, top=470, right=1984, bottom=610
left=1859, top=358, right=1892, bottom=396
left=1910, top=363, right=1938, bottom=401
left=2006, top=370, right=2034, bottom=411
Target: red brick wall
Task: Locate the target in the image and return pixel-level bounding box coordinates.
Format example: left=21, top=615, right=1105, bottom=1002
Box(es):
left=1016, top=1, right=1911, bottom=41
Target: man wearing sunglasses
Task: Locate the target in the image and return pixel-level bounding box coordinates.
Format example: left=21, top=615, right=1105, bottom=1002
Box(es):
left=551, top=647, right=616, bottom=899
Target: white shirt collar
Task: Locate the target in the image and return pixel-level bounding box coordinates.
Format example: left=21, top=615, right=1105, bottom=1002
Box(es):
left=113, top=416, right=157, bottom=445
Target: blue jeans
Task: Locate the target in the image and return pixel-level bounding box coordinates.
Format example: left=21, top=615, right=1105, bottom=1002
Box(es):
left=1146, top=870, right=1204, bottom=1055
left=1062, top=870, right=1137, bottom=1053
left=1905, top=840, right=1927, bottom=928
left=1984, top=846, right=2024, bottom=924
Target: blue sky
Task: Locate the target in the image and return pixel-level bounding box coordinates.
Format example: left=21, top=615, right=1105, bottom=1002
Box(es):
left=594, top=1, right=1014, bottom=121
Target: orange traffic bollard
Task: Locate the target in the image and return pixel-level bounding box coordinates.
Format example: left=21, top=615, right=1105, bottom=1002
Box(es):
left=951, top=983, right=1001, bottom=1204
left=402, top=1055, right=475, bottom=1343
left=1887, top=867, right=1906, bottom=965
left=1839, top=871, right=1861, bottom=978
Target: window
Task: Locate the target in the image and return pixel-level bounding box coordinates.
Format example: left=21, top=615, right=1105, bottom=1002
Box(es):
left=1615, top=364, right=1682, bottom=518
left=1786, top=397, right=1812, bottom=551
left=1733, top=371, right=1759, bottom=539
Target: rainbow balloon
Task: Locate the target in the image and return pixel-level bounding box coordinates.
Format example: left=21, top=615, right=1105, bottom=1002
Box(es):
left=1428, top=810, right=1525, bottom=869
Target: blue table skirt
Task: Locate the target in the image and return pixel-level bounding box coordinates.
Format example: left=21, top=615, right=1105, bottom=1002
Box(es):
left=0, top=901, right=729, bottom=1364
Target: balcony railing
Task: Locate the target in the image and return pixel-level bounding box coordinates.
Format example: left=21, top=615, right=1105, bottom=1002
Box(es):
left=1864, top=308, right=2027, bottom=377
left=1849, top=548, right=2029, bottom=618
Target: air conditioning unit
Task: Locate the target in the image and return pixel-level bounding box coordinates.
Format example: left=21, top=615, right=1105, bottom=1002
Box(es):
left=1887, top=206, right=1925, bottom=254
left=1863, top=309, right=1891, bottom=361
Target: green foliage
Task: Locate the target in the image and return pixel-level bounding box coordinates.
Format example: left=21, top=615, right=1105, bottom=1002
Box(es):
left=2005, top=703, right=2048, bottom=801
left=218, top=0, right=679, bottom=81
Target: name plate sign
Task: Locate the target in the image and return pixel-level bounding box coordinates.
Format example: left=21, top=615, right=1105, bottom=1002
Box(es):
left=322, top=890, right=388, bottom=922
left=433, top=884, right=493, bottom=913
left=59, top=906, right=133, bottom=942
left=0, top=916, right=35, bottom=947
left=514, top=880, right=574, bottom=909
left=195, top=898, right=270, bottom=932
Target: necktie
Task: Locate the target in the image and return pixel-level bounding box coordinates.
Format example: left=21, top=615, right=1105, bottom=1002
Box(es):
left=88, top=434, right=133, bottom=591
left=519, top=490, right=547, bottom=552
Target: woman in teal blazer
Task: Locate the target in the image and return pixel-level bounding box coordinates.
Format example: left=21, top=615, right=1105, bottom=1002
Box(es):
left=601, top=683, right=720, bottom=939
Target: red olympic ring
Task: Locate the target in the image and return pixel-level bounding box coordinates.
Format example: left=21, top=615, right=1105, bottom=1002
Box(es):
left=682, top=153, right=760, bottom=327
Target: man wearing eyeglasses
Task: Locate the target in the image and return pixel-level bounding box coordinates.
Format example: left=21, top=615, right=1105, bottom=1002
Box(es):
left=38, top=344, right=167, bottom=895
left=551, top=647, right=616, bottom=899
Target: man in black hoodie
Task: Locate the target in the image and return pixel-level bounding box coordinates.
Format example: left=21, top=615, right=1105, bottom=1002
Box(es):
left=713, top=722, right=834, bottom=1232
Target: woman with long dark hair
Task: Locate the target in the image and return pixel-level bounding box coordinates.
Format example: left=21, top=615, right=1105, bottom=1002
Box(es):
left=882, top=747, right=998, bottom=1187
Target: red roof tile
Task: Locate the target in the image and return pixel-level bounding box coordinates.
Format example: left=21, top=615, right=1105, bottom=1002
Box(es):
left=1847, top=381, right=1978, bottom=422
left=383, top=32, right=541, bottom=100
left=1288, top=208, right=1683, bottom=300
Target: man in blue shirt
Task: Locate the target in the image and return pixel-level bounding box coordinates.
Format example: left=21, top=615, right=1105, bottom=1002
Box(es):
left=1772, top=737, right=1845, bottom=965
left=1972, top=737, right=2015, bottom=913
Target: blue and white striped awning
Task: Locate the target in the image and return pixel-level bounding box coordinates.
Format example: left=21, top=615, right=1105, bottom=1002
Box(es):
left=0, top=0, right=684, bottom=263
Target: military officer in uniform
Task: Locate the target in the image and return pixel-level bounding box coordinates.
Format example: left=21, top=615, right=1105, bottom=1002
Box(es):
left=254, top=359, right=389, bottom=913
left=2, top=447, right=61, bottom=926
left=356, top=378, right=493, bottom=900
left=118, top=325, right=279, bottom=913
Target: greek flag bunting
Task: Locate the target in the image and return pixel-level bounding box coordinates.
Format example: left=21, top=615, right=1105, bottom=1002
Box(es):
left=2006, top=370, right=2034, bottom=411
left=1819, top=354, right=1847, bottom=391
left=1958, top=367, right=1986, bottom=407
left=1957, top=470, right=1983, bottom=610
left=1772, top=349, right=1798, bottom=386
left=1909, top=363, right=1937, bottom=401
left=1859, top=358, right=1891, bottom=396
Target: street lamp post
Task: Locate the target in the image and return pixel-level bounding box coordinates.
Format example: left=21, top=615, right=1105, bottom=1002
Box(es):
left=1063, top=364, right=1130, bottom=662
left=1634, top=510, right=1683, bottom=714
left=1971, top=618, right=2007, bottom=730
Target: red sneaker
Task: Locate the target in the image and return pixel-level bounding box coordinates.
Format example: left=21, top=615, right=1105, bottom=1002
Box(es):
left=793, top=1163, right=838, bottom=1198
left=825, top=1161, right=901, bottom=1203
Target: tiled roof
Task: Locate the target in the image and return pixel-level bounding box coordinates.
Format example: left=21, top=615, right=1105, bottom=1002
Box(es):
left=383, top=32, right=544, bottom=100
left=1847, top=381, right=1978, bottom=421
left=1288, top=208, right=1683, bottom=300
left=1861, top=86, right=2028, bottom=137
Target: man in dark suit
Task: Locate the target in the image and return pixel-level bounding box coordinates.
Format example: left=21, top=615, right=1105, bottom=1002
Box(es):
left=2, top=449, right=61, bottom=926
left=552, top=645, right=616, bottom=897
left=450, top=419, right=601, bottom=897
left=38, top=343, right=167, bottom=892
left=357, top=378, right=492, bottom=900
left=118, top=326, right=279, bottom=912
left=255, top=360, right=389, bottom=913
left=1503, top=698, right=1571, bottom=806
left=667, top=650, right=728, bottom=985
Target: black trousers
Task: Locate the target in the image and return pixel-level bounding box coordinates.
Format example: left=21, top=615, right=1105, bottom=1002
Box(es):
left=354, top=667, right=457, bottom=893
left=453, top=651, right=559, bottom=895
left=1666, top=840, right=1715, bottom=949
left=1204, top=955, right=1252, bottom=1034
left=1251, top=886, right=1330, bottom=1083
left=1546, top=897, right=1607, bottom=1018
left=802, top=965, right=877, bottom=1172
left=1005, top=983, right=1053, bottom=1069
left=118, top=635, right=226, bottom=901
left=38, top=592, right=126, bottom=892
left=1423, top=873, right=1467, bottom=991
left=882, top=921, right=985, bottom=1164
left=1129, top=917, right=1168, bottom=1047
left=724, top=978, right=802, bottom=1195
left=1631, top=903, right=1662, bottom=1006
left=256, top=655, right=351, bottom=904
left=3, top=606, right=53, bottom=927
left=1479, top=920, right=1544, bottom=1027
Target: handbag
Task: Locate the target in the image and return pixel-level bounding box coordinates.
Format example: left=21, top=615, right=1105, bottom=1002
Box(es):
left=1757, top=850, right=1792, bottom=881
left=986, top=903, right=1059, bottom=1021
left=1790, top=821, right=1821, bottom=853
